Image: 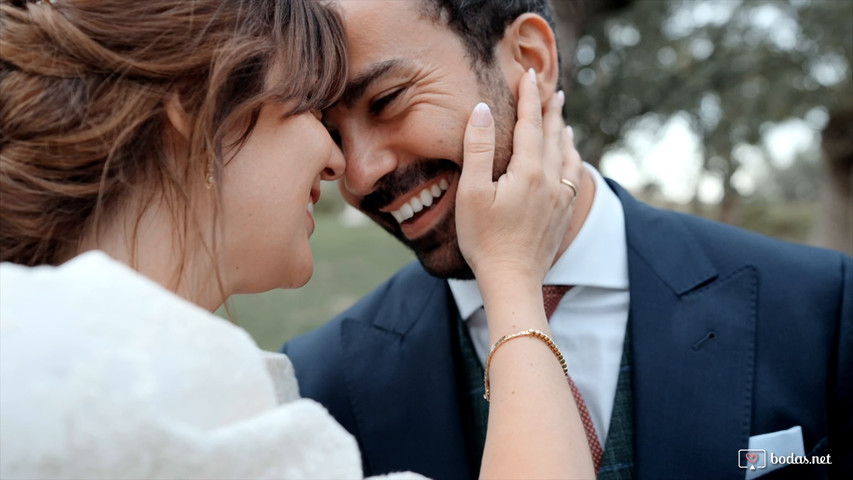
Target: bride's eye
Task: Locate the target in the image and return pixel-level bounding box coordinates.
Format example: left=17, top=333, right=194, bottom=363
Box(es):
left=369, top=89, right=404, bottom=115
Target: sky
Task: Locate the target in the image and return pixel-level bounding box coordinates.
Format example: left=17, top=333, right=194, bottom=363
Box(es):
left=599, top=114, right=822, bottom=204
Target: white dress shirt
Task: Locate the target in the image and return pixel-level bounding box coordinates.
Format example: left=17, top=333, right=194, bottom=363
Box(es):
left=448, top=164, right=630, bottom=445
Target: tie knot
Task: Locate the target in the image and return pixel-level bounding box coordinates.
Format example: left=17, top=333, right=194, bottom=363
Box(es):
left=542, top=285, right=572, bottom=320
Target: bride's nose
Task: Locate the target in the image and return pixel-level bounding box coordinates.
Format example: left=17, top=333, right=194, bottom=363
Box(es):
left=321, top=143, right=345, bottom=181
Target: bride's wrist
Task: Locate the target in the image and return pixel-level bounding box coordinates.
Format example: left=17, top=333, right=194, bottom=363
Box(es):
left=472, top=261, right=544, bottom=286
left=480, top=281, right=548, bottom=333
left=477, top=272, right=540, bottom=301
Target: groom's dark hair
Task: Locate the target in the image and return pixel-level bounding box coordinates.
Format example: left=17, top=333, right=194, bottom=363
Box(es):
left=419, top=0, right=581, bottom=66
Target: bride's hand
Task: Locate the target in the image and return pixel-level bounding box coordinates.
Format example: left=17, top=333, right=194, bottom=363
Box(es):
left=456, top=69, right=582, bottom=284
left=460, top=72, right=595, bottom=480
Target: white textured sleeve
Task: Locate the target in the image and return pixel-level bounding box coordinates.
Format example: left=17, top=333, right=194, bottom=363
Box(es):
left=367, top=473, right=431, bottom=480
left=0, top=253, right=370, bottom=479
left=262, top=351, right=302, bottom=404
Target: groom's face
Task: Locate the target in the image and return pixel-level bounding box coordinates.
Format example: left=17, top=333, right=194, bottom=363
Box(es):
left=323, top=0, right=516, bottom=279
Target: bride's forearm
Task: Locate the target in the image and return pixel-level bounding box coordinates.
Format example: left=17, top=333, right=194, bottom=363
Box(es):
left=478, top=276, right=594, bottom=479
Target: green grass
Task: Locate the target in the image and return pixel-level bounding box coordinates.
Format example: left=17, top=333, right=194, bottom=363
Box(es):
left=216, top=214, right=415, bottom=352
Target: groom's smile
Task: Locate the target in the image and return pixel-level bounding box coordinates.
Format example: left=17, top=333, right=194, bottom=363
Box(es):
left=376, top=171, right=458, bottom=240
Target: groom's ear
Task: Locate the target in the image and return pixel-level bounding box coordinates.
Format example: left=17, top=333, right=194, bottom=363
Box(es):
left=495, top=13, right=560, bottom=103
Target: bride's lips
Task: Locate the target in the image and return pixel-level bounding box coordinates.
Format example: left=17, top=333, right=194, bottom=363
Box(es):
left=379, top=172, right=458, bottom=240
left=307, top=186, right=321, bottom=236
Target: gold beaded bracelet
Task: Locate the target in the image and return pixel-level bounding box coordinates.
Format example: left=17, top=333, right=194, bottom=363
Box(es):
left=483, top=329, right=568, bottom=402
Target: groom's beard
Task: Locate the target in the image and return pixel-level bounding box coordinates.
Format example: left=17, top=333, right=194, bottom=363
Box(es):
left=359, top=68, right=517, bottom=280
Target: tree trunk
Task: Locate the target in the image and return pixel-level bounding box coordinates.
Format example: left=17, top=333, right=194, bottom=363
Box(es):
left=715, top=156, right=740, bottom=224
left=812, top=110, right=853, bottom=255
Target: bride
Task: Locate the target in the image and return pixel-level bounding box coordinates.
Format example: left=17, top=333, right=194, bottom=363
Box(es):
left=0, top=0, right=592, bottom=478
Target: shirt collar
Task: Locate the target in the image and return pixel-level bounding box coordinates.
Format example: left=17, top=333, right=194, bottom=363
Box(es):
left=448, top=163, right=629, bottom=320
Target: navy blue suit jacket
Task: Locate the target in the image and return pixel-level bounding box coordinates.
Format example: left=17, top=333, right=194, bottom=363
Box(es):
left=283, top=181, right=852, bottom=479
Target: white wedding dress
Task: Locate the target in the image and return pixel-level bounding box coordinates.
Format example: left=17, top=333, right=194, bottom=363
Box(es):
left=0, top=251, right=423, bottom=480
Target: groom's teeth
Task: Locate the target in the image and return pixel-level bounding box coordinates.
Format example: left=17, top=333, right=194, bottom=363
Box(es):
left=389, top=178, right=451, bottom=224
left=420, top=189, right=433, bottom=208
left=399, top=203, right=414, bottom=222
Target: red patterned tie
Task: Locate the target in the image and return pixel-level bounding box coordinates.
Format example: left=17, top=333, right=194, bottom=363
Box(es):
left=542, top=285, right=603, bottom=473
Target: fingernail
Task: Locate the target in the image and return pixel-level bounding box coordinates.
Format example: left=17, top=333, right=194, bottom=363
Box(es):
left=557, top=90, right=565, bottom=106
left=472, top=102, right=492, bottom=127
left=528, top=68, right=537, bottom=85
left=566, top=125, right=574, bottom=141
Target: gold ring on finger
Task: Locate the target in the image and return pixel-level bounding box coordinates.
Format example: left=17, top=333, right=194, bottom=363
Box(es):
left=560, top=178, right=578, bottom=199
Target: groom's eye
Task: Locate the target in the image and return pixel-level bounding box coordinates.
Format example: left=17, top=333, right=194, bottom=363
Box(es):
left=369, top=89, right=404, bottom=115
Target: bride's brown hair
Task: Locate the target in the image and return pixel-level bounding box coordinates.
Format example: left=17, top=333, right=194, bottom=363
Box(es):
left=0, top=0, right=347, bottom=273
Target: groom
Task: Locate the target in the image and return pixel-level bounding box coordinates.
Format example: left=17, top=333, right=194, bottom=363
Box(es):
left=283, top=1, right=852, bottom=479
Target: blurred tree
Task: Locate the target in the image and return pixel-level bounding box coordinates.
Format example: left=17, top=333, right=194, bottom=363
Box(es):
left=555, top=0, right=853, bottom=242
left=814, top=109, right=853, bottom=255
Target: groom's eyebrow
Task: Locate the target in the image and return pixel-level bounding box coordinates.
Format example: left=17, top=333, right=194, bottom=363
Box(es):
left=340, top=59, right=408, bottom=108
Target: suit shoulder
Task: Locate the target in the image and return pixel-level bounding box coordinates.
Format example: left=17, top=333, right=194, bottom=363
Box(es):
left=611, top=179, right=849, bottom=284
left=648, top=209, right=851, bottom=301
left=343, top=260, right=440, bottom=318
left=282, top=261, right=437, bottom=364
left=677, top=210, right=847, bottom=270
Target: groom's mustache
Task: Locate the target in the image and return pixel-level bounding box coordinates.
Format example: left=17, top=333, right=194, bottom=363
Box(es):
left=359, top=159, right=459, bottom=213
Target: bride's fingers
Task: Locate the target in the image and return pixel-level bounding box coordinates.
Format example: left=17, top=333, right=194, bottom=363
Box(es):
left=561, top=126, right=582, bottom=205
left=508, top=68, right=544, bottom=176
left=564, top=126, right=583, bottom=180
left=541, top=90, right=567, bottom=179
left=459, top=102, right=496, bottom=205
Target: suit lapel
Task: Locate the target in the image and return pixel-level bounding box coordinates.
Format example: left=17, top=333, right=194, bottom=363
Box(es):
left=612, top=180, right=757, bottom=480
left=339, top=266, right=469, bottom=479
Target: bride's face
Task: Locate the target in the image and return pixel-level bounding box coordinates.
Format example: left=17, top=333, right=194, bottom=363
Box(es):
left=219, top=103, right=344, bottom=293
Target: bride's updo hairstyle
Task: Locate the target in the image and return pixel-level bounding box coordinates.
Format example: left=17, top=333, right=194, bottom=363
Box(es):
left=0, top=0, right=347, bottom=268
